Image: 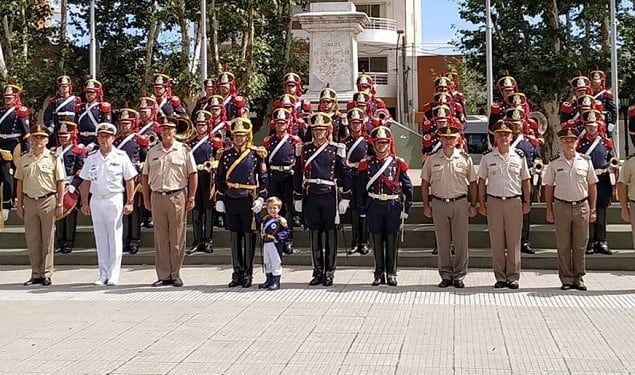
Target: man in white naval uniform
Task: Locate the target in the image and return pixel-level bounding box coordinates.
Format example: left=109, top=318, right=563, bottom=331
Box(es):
left=79, top=123, right=137, bottom=285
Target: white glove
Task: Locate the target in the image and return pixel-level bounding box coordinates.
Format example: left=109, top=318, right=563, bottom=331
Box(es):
left=338, top=199, right=350, bottom=215
left=66, top=185, right=76, bottom=194
left=215, top=200, right=225, bottom=213
left=400, top=212, right=409, bottom=220
left=1, top=208, right=8, bottom=222
left=294, top=200, right=303, bottom=213
left=607, top=123, right=616, bottom=133
left=251, top=197, right=264, bottom=214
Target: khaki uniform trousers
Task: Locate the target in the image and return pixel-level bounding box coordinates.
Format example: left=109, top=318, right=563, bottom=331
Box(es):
left=553, top=200, right=589, bottom=284
left=431, top=197, right=469, bottom=281
left=631, top=203, right=635, bottom=249
left=23, top=195, right=56, bottom=278
left=486, top=197, right=522, bottom=282
left=151, top=190, right=187, bottom=280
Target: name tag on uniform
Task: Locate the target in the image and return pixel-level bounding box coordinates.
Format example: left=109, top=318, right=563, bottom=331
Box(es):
left=433, top=164, right=441, bottom=167
left=557, top=168, right=564, bottom=172
left=489, top=163, right=497, bottom=167
left=152, top=157, right=159, bottom=161
left=510, top=162, right=519, bottom=168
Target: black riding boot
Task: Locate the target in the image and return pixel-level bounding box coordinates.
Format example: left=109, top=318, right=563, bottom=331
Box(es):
left=228, top=232, right=243, bottom=287
left=203, top=208, right=214, bottom=253
left=188, top=209, right=203, bottom=254
left=372, top=233, right=385, bottom=286
left=348, top=212, right=361, bottom=255
left=309, top=230, right=324, bottom=285
left=521, top=212, right=534, bottom=254
left=358, top=217, right=370, bottom=255
left=323, top=229, right=338, bottom=286
left=385, top=233, right=399, bottom=286
left=594, top=208, right=612, bottom=255
left=242, top=232, right=256, bottom=287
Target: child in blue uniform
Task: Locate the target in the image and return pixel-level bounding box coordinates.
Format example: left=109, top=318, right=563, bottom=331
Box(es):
left=259, top=197, right=289, bottom=290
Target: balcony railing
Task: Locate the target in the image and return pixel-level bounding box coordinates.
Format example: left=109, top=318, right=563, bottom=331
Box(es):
left=366, top=17, right=397, bottom=31
left=364, top=72, right=388, bottom=85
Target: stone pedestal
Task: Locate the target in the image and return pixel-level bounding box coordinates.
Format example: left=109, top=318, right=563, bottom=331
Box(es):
left=295, top=2, right=369, bottom=103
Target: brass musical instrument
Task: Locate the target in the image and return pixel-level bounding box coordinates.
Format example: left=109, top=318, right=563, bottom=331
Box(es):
left=170, top=115, right=194, bottom=142
left=197, top=159, right=219, bottom=173
left=529, top=111, right=549, bottom=136
left=609, top=157, right=620, bottom=171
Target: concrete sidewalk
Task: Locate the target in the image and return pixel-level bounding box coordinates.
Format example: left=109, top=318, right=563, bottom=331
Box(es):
left=1, top=265, right=635, bottom=374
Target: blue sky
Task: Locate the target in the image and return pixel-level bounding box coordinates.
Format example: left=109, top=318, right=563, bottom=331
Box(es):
left=420, top=0, right=473, bottom=55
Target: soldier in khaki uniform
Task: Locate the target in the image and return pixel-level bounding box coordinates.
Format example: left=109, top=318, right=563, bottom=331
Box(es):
left=477, top=121, right=531, bottom=289
left=14, top=125, right=65, bottom=286
left=142, top=117, right=197, bottom=287
left=544, top=128, right=598, bottom=291
left=617, top=154, right=635, bottom=249
left=421, top=125, right=477, bottom=288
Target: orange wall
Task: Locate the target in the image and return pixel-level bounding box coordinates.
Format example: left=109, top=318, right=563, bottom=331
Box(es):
left=417, top=55, right=463, bottom=112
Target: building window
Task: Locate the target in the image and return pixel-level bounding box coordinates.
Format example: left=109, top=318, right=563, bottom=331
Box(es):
left=358, top=57, right=388, bottom=73
left=356, top=4, right=384, bottom=18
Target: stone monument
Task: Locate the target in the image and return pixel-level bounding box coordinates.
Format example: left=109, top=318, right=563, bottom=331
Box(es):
left=295, top=1, right=369, bottom=103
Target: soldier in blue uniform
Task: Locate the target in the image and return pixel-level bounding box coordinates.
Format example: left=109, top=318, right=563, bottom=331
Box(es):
left=294, top=112, right=351, bottom=287
left=54, top=121, right=85, bottom=254
left=576, top=109, right=614, bottom=255
left=358, top=126, right=413, bottom=286
left=137, top=96, right=161, bottom=229
left=590, top=70, right=617, bottom=138
left=316, top=87, right=346, bottom=142
left=44, top=75, right=80, bottom=146
left=215, top=72, right=248, bottom=121
left=506, top=107, right=542, bottom=254
left=559, top=75, right=593, bottom=123
left=0, top=83, right=30, bottom=221
left=263, top=108, right=302, bottom=255
left=342, top=108, right=371, bottom=255
left=114, top=107, right=149, bottom=254
left=75, top=78, right=111, bottom=150
left=258, top=196, right=290, bottom=291
left=215, top=118, right=268, bottom=288
left=151, top=73, right=186, bottom=122
left=190, top=78, right=216, bottom=123
left=187, top=110, right=223, bottom=255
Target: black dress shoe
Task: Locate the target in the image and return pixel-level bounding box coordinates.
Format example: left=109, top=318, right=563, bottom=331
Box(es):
left=129, top=243, right=140, bottom=255
left=585, top=241, right=596, bottom=255
left=521, top=243, right=535, bottom=254
left=438, top=279, right=452, bottom=288
left=283, top=242, right=293, bottom=255
left=241, top=278, right=252, bottom=288
left=228, top=280, right=241, bottom=288
left=23, top=278, right=43, bottom=286
left=61, top=245, right=72, bottom=254
left=144, top=219, right=154, bottom=229
left=322, top=277, right=333, bottom=287
left=203, top=241, right=214, bottom=254
left=54, top=247, right=63, bottom=254
left=186, top=243, right=200, bottom=255
left=358, top=244, right=370, bottom=255
left=453, top=280, right=465, bottom=288
left=450, top=244, right=455, bottom=256
left=560, top=284, right=572, bottom=290
left=152, top=279, right=171, bottom=287
left=347, top=246, right=358, bottom=255
left=309, top=276, right=323, bottom=286
left=371, top=278, right=382, bottom=286
left=387, top=276, right=397, bottom=287
left=432, top=247, right=438, bottom=255
left=41, top=278, right=52, bottom=286
left=494, top=281, right=507, bottom=288
left=573, top=282, right=587, bottom=291
left=172, top=278, right=183, bottom=287
left=507, top=281, right=519, bottom=289
left=594, top=241, right=613, bottom=255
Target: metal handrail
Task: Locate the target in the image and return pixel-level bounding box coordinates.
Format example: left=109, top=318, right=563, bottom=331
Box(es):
left=366, top=17, right=397, bottom=31
left=364, top=72, right=388, bottom=85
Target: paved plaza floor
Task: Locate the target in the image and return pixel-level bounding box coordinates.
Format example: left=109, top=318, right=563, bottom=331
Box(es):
left=1, top=265, right=635, bottom=374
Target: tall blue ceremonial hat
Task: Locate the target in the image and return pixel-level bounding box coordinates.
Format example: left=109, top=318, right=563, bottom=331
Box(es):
left=272, top=108, right=291, bottom=122
left=371, top=126, right=392, bottom=142
left=309, top=112, right=333, bottom=128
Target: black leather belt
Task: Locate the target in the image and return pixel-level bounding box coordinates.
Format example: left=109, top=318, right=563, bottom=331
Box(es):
left=554, top=197, right=588, bottom=205
left=25, top=192, right=55, bottom=200
left=630, top=200, right=635, bottom=204
left=487, top=194, right=522, bottom=201
left=152, top=188, right=183, bottom=196
left=431, top=194, right=467, bottom=203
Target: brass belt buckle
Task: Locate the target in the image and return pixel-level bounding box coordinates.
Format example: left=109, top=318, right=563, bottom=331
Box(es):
left=501, top=196, right=507, bottom=201
left=380, top=193, right=387, bottom=201
left=444, top=198, right=450, bottom=203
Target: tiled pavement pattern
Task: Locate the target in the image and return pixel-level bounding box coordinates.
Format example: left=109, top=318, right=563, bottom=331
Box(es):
left=1, top=266, right=635, bottom=374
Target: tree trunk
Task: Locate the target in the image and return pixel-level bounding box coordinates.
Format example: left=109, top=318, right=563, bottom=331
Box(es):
left=0, top=15, right=11, bottom=65
left=59, top=0, right=68, bottom=71
left=142, top=0, right=159, bottom=91
left=547, top=0, right=560, bottom=54
left=176, top=0, right=190, bottom=72
left=20, top=2, right=28, bottom=60
left=242, top=0, right=255, bottom=91
left=210, top=0, right=221, bottom=75
left=601, top=14, right=610, bottom=54
left=0, top=42, right=7, bottom=79
left=284, top=0, right=292, bottom=69
left=240, top=0, right=252, bottom=61
left=191, top=21, right=201, bottom=75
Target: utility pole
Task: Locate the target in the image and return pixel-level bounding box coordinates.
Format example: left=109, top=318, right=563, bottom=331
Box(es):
left=400, top=30, right=408, bottom=125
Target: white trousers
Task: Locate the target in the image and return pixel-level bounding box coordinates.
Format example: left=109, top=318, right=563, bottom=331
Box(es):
left=91, top=194, right=124, bottom=283
left=263, top=242, right=282, bottom=276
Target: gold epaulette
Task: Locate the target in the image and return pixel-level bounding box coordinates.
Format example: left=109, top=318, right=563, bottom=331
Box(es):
left=250, top=145, right=267, bottom=159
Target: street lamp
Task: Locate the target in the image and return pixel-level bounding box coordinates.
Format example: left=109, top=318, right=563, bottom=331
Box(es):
left=620, top=97, right=631, bottom=156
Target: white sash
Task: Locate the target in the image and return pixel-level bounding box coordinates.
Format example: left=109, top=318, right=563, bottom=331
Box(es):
left=584, top=136, right=602, bottom=157
left=303, top=142, right=329, bottom=170
left=594, top=89, right=607, bottom=100
left=0, top=106, right=16, bottom=126
left=139, top=122, right=155, bottom=134
left=54, top=95, right=76, bottom=114
left=77, top=102, right=100, bottom=128
left=210, top=122, right=226, bottom=136
left=268, top=134, right=289, bottom=163
left=366, top=156, right=393, bottom=191
left=511, top=134, right=523, bottom=149
left=157, top=97, right=167, bottom=118
left=346, top=136, right=365, bottom=163
left=56, top=144, right=73, bottom=158
left=431, top=141, right=441, bottom=154
left=116, top=133, right=137, bottom=150
left=190, top=135, right=209, bottom=154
